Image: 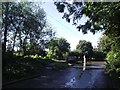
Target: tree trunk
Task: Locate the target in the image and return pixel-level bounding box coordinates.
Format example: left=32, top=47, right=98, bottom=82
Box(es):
left=12, top=31, right=17, bottom=51
left=23, top=36, right=27, bottom=56
left=3, top=2, right=9, bottom=53
left=18, top=31, right=22, bottom=55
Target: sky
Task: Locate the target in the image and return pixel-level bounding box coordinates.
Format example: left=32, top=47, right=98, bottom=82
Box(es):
left=41, top=1, right=103, bottom=51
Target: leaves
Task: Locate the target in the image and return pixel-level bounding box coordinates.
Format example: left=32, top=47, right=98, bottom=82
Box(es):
left=54, top=2, right=65, bottom=13
left=76, top=40, right=93, bottom=54
left=47, top=37, right=70, bottom=59
left=97, top=35, right=113, bottom=55
left=54, top=1, right=120, bottom=36
left=2, top=2, right=55, bottom=55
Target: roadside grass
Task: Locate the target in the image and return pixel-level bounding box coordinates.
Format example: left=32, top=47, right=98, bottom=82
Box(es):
left=52, top=59, right=66, bottom=62
left=2, top=54, right=69, bottom=83
left=2, top=54, right=53, bottom=83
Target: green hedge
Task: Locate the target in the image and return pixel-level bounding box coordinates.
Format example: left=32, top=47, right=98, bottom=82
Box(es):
left=2, top=54, right=53, bottom=83
left=105, top=46, right=120, bottom=88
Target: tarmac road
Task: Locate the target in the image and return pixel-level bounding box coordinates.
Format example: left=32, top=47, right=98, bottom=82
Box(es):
left=3, top=61, right=113, bottom=89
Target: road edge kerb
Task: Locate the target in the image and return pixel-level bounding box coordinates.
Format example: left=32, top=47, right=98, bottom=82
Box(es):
left=2, top=66, right=68, bottom=87
left=2, top=73, right=42, bottom=87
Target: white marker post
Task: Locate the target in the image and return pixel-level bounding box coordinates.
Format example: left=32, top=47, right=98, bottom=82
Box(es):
left=83, top=55, right=86, bottom=71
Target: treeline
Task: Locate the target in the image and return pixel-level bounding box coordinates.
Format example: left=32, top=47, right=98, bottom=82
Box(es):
left=2, top=2, right=55, bottom=55
left=46, top=38, right=105, bottom=61
left=2, top=2, right=56, bottom=83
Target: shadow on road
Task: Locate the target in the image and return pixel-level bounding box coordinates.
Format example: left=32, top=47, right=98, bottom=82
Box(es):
left=3, top=61, right=114, bottom=89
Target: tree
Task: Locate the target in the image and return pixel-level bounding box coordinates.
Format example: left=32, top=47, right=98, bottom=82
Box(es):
left=76, top=40, right=93, bottom=60
left=69, top=50, right=84, bottom=60
left=92, top=49, right=106, bottom=61
left=2, top=2, right=55, bottom=55
left=2, top=2, right=9, bottom=53
left=54, top=2, right=120, bottom=37
left=106, top=45, right=120, bottom=77
left=97, top=35, right=113, bottom=55
left=47, top=37, right=70, bottom=59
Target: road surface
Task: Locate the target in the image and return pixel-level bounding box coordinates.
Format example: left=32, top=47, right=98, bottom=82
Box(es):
left=3, top=61, right=113, bottom=89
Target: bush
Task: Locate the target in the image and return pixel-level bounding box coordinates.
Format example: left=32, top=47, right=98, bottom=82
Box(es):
left=2, top=53, right=53, bottom=83
left=105, top=46, right=120, bottom=88
left=92, top=51, right=106, bottom=61
left=46, top=51, right=57, bottom=59
left=106, top=47, right=120, bottom=77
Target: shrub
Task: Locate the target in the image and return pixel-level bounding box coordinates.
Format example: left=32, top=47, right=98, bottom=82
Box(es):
left=2, top=53, right=53, bottom=83
left=106, top=47, right=120, bottom=78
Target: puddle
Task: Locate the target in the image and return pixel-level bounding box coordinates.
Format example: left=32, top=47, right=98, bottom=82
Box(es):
left=65, top=77, right=76, bottom=87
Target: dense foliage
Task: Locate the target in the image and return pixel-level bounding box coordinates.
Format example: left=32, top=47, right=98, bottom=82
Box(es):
left=2, top=2, right=56, bottom=83
left=46, top=37, right=70, bottom=59
left=97, top=35, right=120, bottom=85
left=97, top=35, right=113, bottom=55
left=2, top=53, right=53, bottom=83
left=69, top=50, right=83, bottom=60
left=92, top=50, right=105, bottom=61
left=54, top=2, right=120, bottom=36
left=76, top=40, right=93, bottom=60
left=2, top=2, right=55, bottom=55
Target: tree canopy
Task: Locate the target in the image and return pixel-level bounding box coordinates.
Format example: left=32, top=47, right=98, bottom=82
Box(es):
left=76, top=40, right=93, bottom=53
left=2, top=2, right=55, bottom=55
left=54, top=2, right=120, bottom=36
left=46, top=37, right=70, bottom=59
left=76, top=40, right=93, bottom=60
left=97, top=35, right=113, bottom=55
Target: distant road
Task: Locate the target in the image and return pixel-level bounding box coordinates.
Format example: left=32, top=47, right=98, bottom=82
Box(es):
left=73, top=61, right=106, bottom=69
